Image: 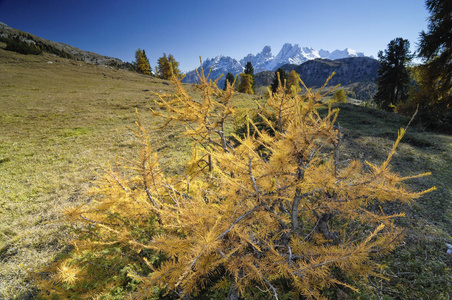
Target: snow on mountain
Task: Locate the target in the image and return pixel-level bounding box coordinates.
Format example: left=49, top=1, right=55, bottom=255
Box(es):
left=182, top=55, right=243, bottom=85
left=239, top=45, right=274, bottom=73
left=321, top=48, right=365, bottom=60
left=265, top=44, right=309, bottom=71
left=182, top=44, right=367, bottom=86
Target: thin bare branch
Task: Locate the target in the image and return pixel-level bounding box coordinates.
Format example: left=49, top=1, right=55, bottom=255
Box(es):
left=249, top=155, right=259, bottom=194
left=217, top=203, right=264, bottom=240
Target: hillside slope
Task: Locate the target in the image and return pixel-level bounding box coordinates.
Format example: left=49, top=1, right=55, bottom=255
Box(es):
left=0, top=22, right=125, bottom=66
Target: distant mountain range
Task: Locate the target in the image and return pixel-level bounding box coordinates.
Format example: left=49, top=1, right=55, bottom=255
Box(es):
left=182, top=44, right=369, bottom=85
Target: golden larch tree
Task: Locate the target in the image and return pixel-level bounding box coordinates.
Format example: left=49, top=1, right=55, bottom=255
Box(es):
left=287, top=69, right=301, bottom=95
left=157, top=53, right=182, bottom=80
left=135, top=48, right=151, bottom=75
left=37, top=64, right=434, bottom=299
left=238, top=72, right=254, bottom=95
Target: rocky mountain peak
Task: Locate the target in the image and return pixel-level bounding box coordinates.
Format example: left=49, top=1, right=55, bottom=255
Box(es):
left=182, top=43, right=370, bottom=86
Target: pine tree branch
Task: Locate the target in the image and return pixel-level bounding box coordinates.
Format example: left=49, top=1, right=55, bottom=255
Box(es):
left=142, top=168, right=157, bottom=208
left=176, top=249, right=205, bottom=287
left=294, top=253, right=353, bottom=276
left=262, top=184, right=291, bottom=196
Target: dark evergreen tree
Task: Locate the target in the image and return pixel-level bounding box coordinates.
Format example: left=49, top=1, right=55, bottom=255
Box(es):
left=223, top=72, right=235, bottom=90
left=374, top=38, right=413, bottom=111
left=244, top=62, right=254, bottom=76
left=271, top=68, right=287, bottom=93
left=414, top=0, right=451, bottom=130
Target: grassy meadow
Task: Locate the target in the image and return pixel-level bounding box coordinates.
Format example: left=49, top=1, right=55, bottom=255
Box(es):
left=0, top=48, right=196, bottom=298
left=0, top=46, right=451, bottom=299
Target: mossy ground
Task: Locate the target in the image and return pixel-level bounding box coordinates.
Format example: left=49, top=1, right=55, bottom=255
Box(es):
left=0, top=47, right=450, bottom=299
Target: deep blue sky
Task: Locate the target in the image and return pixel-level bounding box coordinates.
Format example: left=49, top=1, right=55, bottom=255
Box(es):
left=0, top=0, right=429, bottom=71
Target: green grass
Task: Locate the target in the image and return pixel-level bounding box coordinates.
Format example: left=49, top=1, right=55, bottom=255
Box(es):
left=327, top=103, right=452, bottom=298
left=0, top=48, right=451, bottom=299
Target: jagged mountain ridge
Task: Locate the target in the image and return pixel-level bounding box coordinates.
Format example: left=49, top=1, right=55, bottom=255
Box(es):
left=182, top=43, right=367, bottom=86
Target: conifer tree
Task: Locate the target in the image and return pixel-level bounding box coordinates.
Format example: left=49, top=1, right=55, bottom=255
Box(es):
left=244, top=61, right=254, bottom=76
left=134, top=48, right=151, bottom=75
left=156, top=53, right=170, bottom=79
left=409, top=0, right=452, bottom=131
left=271, top=68, right=287, bottom=93
left=37, top=64, right=434, bottom=299
left=224, top=72, right=235, bottom=91
left=142, top=50, right=151, bottom=73
left=168, top=54, right=182, bottom=78
left=287, top=69, right=301, bottom=95
left=157, top=53, right=182, bottom=79
left=418, top=0, right=451, bottom=85
left=237, top=72, right=254, bottom=94
left=374, top=38, right=413, bottom=111
left=331, top=88, right=347, bottom=103
left=244, top=62, right=255, bottom=92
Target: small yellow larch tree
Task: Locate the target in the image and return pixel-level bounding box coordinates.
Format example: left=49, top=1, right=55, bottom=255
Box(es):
left=37, top=62, right=434, bottom=300
left=135, top=48, right=151, bottom=75
left=238, top=72, right=254, bottom=95
left=287, top=69, right=301, bottom=95
left=157, top=53, right=182, bottom=80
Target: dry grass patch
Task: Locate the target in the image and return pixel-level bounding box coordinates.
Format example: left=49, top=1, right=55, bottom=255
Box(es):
left=0, top=49, right=191, bottom=298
